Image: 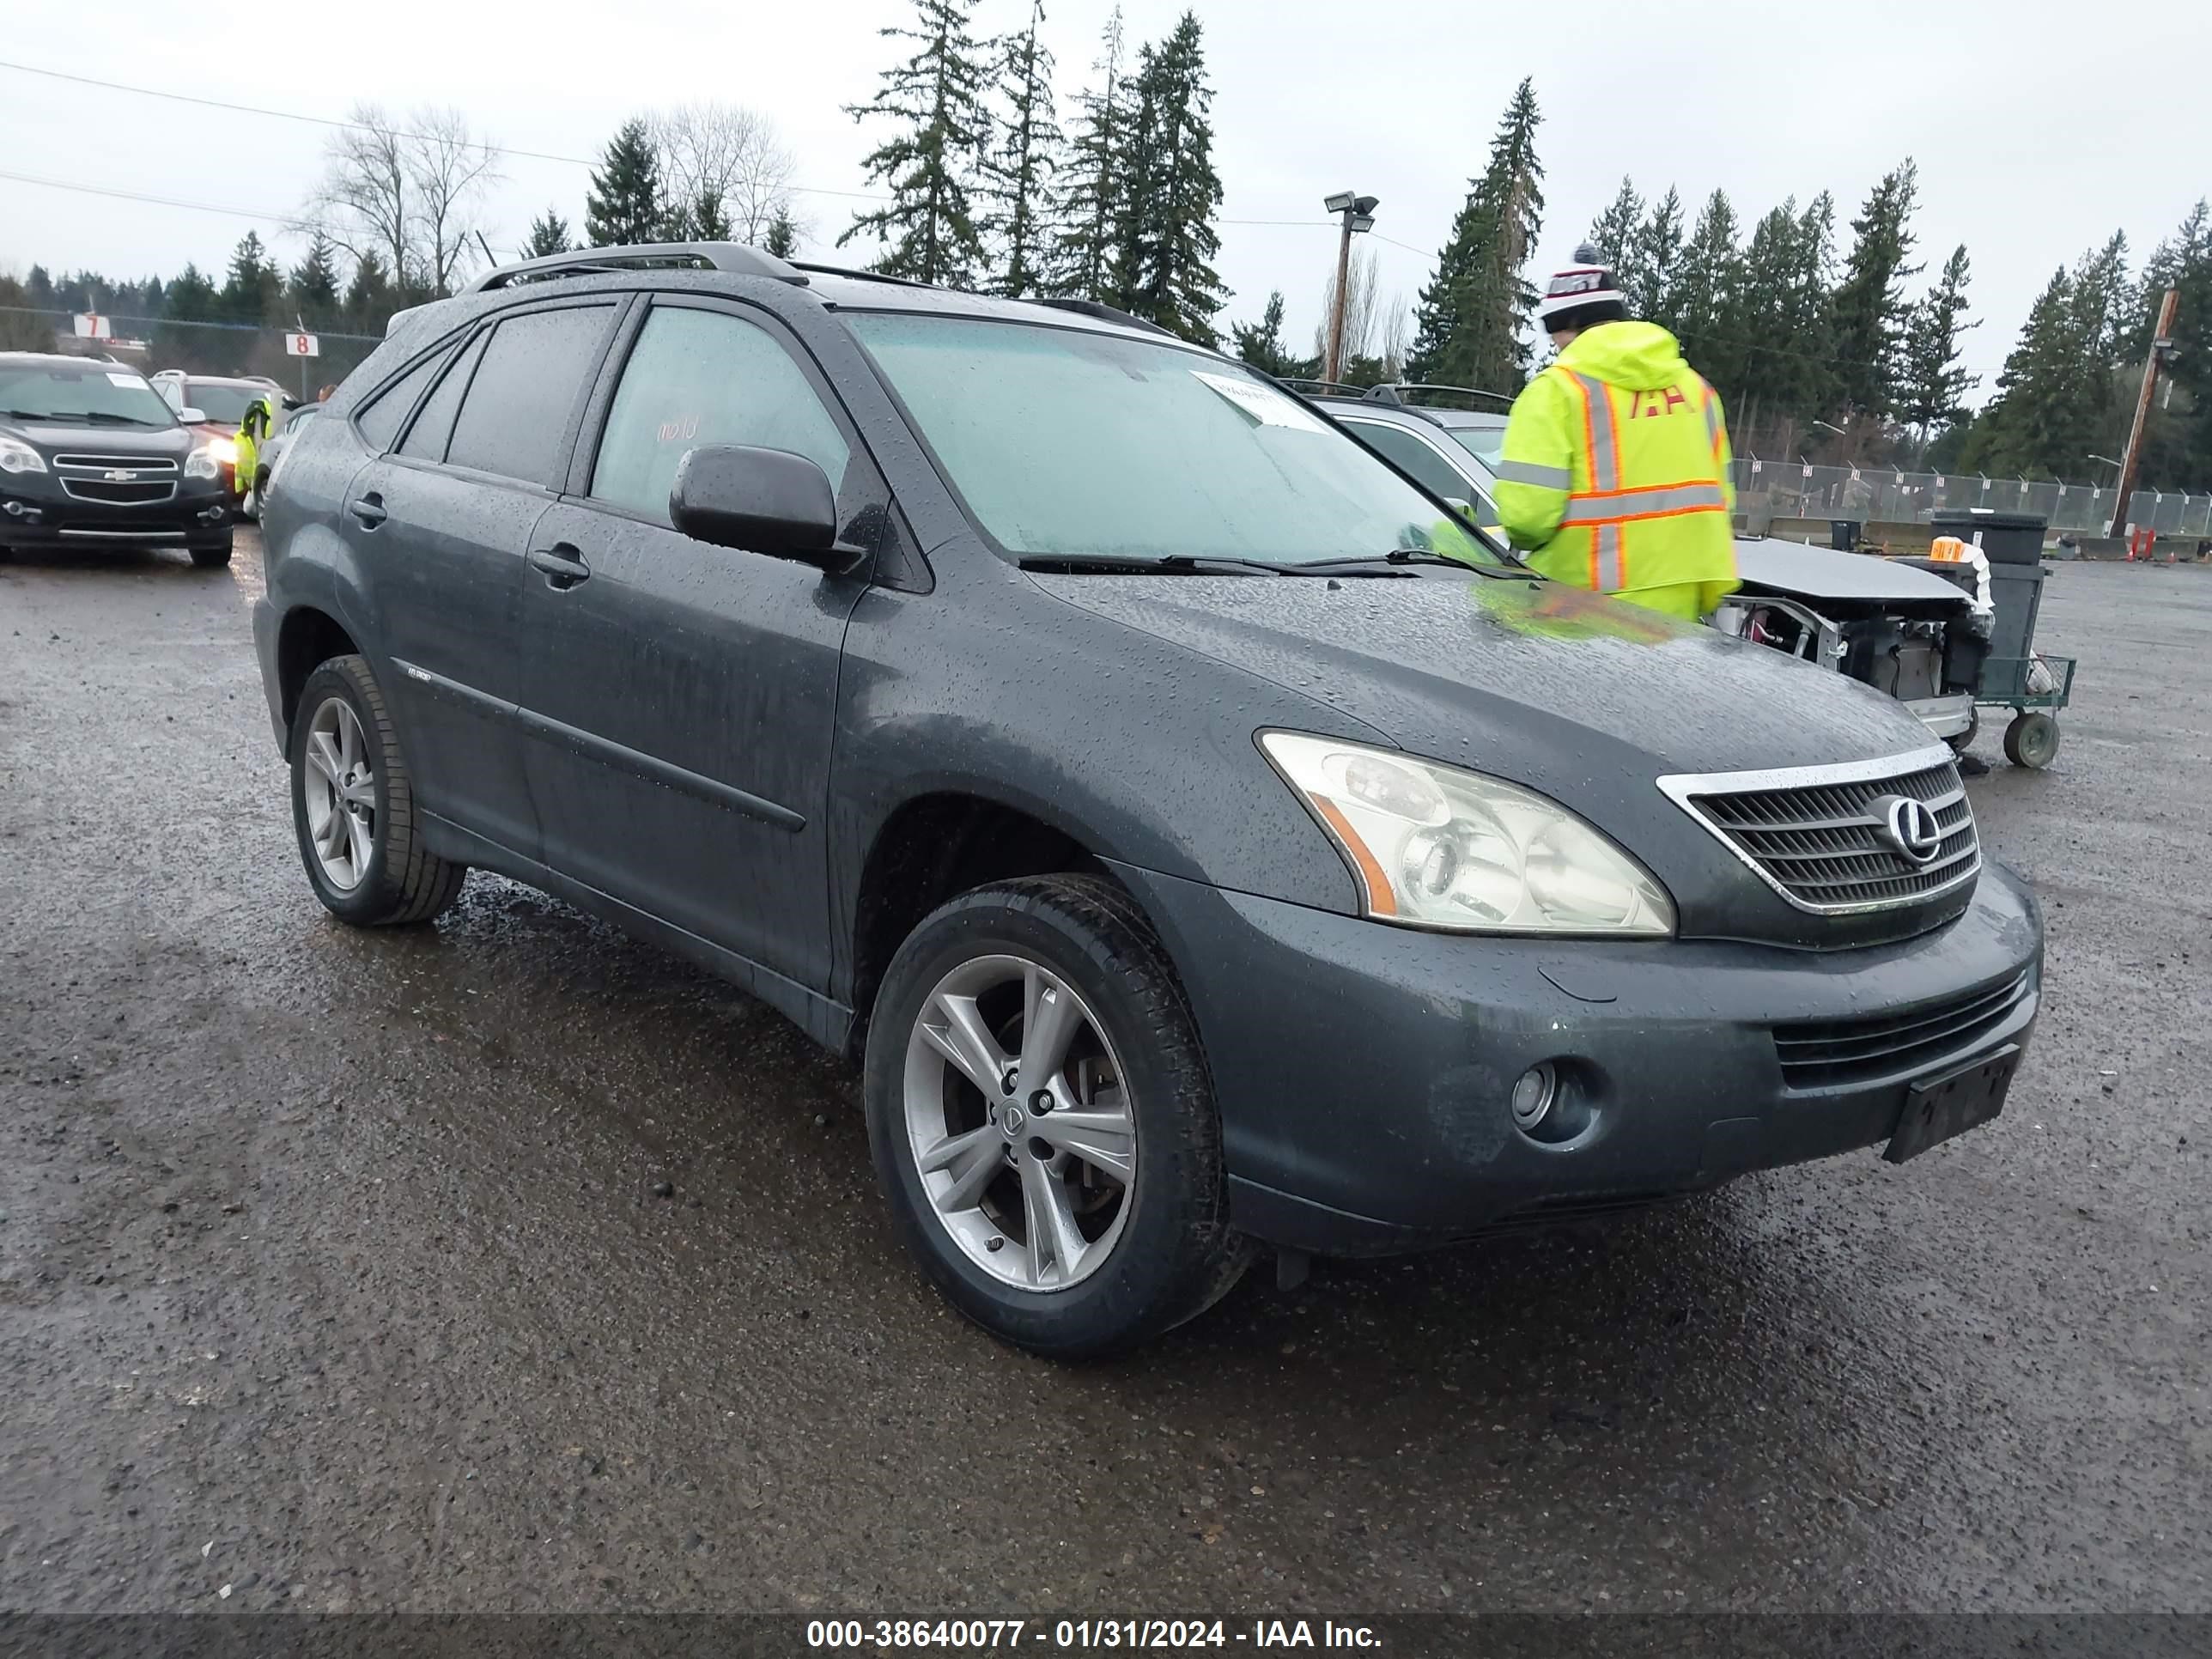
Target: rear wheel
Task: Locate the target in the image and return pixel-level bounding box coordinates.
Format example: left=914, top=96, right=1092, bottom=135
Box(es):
left=289, top=654, right=466, bottom=926
left=865, top=876, right=1252, bottom=1358
left=2002, top=710, right=2060, bottom=769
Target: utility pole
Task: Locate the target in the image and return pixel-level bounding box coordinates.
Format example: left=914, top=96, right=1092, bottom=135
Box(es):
left=1321, top=191, right=1378, bottom=385
left=2108, top=286, right=2181, bottom=540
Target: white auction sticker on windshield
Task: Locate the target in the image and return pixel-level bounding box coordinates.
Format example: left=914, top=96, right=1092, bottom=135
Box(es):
left=106, top=372, right=149, bottom=388
left=1193, top=371, right=1327, bottom=431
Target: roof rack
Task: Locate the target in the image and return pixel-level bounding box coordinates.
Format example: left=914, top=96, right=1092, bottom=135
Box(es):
left=465, top=242, right=808, bottom=294
left=1376, top=382, right=1514, bottom=410
left=1279, top=378, right=1374, bottom=398
left=787, top=260, right=931, bottom=289
left=1033, top=297, right=1179, bottom=339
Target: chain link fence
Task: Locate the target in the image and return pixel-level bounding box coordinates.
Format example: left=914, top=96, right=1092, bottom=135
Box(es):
left=1734, top=458, right=2212, bottom=538
left=0, top=308, right=386, bottom=404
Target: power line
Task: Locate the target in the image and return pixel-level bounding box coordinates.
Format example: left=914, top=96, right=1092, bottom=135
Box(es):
left=0, top=303, right=382, bottom=343
left=0, top=58, right=893, bottom=202
left=0, top=167, right=313, bottom=230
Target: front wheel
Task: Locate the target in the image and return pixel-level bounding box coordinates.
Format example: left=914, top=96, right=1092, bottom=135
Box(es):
left=865, top=876, right=1252, bottom=1358
left=189, top=537, right=234, bottom=568
left=289, top=654, right=467, bottom=925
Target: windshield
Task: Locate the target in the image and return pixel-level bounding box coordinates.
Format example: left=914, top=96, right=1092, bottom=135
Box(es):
left=0, top=362, right=178, bottom=428
left=1446, top=423, right=1507, bottom=466
left=186, top=383, right=262, bottom=424
left=848, top=313, right=1499, bottom=568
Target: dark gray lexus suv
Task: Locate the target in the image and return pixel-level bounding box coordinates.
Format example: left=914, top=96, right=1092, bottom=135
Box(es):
left=252, top=244, right=2042, bottom=1356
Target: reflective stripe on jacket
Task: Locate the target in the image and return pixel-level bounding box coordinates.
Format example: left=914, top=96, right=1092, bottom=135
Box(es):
left=1493, top=321, right=1740, bottom=621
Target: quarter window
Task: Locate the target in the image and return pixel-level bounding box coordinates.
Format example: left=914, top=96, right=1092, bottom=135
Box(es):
left=446, top=306, right=615, bottom=488
left=354, top=348, right=452, bottom=453
left=590, top=305, right=850, bottom=522
left=397, top=332, right=488, bottom=464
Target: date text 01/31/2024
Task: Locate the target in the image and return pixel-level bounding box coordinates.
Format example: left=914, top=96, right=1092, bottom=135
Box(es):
left=805, top=1619, right=1383, bottom=1650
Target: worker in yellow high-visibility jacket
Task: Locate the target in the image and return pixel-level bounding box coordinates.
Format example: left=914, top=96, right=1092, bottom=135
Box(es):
left=1492, top=246, right=1740, bottom=622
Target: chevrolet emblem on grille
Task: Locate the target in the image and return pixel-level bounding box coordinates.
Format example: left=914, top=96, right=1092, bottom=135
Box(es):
left=1873, top=794, right=1944, bottom=865
left=103, top=469, right=138, bottom=483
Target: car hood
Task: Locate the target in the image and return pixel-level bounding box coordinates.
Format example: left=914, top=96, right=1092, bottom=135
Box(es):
left=1031, top=568, right=1933, bottom=794
left=3, top=421, right=194, bottom=457
left=1734, top=537, right=1972, bottom=605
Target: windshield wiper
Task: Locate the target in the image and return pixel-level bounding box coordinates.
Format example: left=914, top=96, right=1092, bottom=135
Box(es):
left=1020, top=553, right=1290, bottom=577
left=82, top=410, right=163, bottom=426
left=0, top=408, right=79, bottom=423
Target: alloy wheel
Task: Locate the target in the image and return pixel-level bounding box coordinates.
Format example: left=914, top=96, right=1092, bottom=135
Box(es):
left=902, top=953, right=1137, bottom=1291
left=301, top=696, right=376, bottom=891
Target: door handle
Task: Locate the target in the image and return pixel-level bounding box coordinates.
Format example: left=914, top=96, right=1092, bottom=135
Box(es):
left=348, top=492, right=387, bottom=529
left=527, top=544, right=592, bottom=590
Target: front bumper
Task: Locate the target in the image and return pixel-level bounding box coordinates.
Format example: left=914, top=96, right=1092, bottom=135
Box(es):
left=1904, top=691, right=1976, bottom=738
left=1110, top=858, right=2043, bottom=1255
left=0, top=486, right=231, bottom=550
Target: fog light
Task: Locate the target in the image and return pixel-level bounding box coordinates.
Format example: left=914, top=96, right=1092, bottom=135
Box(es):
left=1510, top=1062, right=1558, bottom=1129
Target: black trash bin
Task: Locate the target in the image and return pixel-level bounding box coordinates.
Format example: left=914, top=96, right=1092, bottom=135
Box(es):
left=1930, top=508, right=2045, bottom=567
left=1829, top=519, right=1863, bottom=551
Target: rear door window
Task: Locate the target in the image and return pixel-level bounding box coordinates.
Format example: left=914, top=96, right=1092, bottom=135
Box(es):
left=446, top=306, right=616, bottom=488
left=587, top=303, right=850, bottom=520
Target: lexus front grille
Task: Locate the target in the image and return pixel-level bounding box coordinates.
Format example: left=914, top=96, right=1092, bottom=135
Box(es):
left=1657, top=745, right=1981, bottom=915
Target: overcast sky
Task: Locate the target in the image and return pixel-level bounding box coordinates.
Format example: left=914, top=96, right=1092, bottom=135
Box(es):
left=5, top=0, right=2207, bottom=410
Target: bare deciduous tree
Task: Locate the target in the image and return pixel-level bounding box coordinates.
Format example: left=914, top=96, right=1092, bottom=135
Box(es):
left=648, top=103, right=803, bottom=246
left=309, top=104, right=502, bottom=296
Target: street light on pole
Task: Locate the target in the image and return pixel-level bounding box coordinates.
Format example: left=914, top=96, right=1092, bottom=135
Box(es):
left=1322, top=191, right=1379, bottom=386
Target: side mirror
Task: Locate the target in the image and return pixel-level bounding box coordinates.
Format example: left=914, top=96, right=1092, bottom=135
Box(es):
left=670, top=444, right=839, bottom=563
left=176, top=407, right=208, bottom=425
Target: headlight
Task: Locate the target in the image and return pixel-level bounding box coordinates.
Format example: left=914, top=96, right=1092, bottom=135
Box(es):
left=0, top=434, right=47, bottom=474
left=205, top=436, right=239, bottom=466
left=1260, top=731, right=1675, bottom=936
left=185, top=445, right=223, bottom=480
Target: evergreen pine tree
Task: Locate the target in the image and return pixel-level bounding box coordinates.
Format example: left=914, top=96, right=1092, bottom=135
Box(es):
left=1828, top=159, right=1921, bottom=416
left=343, top=252, right=394, bottom=332
left=586, top=119, right=669, bottom=247
left=681, top=187, right=735, bottom=241
left=1230, top=290, right=1310, bottom=379
left=1108, top=14, right=1227, bottom=343
left=1967, top=266, right=2106, bottom=477
left=2136, top=201, right=2212, bottom=482
left=838, top=0, right=992, bottom=287
left=288, top=234, right=343, bottom=327
left=982, top=0, right=1062, bottom=298
left=763, top=208, right=800, bottom=258
left=1672, top=190, right=1744, bottom=398
left=1586, top=177, right=1643, bottom=301
left=221, top=232, right=281, bottom=325
left=1632, top=186, right=1686, bottom=331
left=1050, top=7, right=1129, bottom=301
left=1406, top=77, right=1544, bottom=390
left=1899, top=244, right=1978, bottom=443
left=525, top=209, right=573, bottom=258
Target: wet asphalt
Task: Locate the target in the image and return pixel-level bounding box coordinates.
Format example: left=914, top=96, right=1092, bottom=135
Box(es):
left=0, top=537, right=2206, bottom=1619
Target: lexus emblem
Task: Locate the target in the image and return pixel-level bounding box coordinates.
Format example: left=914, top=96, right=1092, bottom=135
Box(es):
left=1873, top=794, right=1944, bottom=865
left=104, top=469, right=138, bottom=483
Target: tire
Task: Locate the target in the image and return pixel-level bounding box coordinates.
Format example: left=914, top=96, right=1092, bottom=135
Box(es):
left=289, top=654, right=467, bottom=926
left=189, top=536, right=234, bottom=568
left=865, top=875, right=1253, bottom=1358
left=2002, top=710, right=2060, bottom=769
